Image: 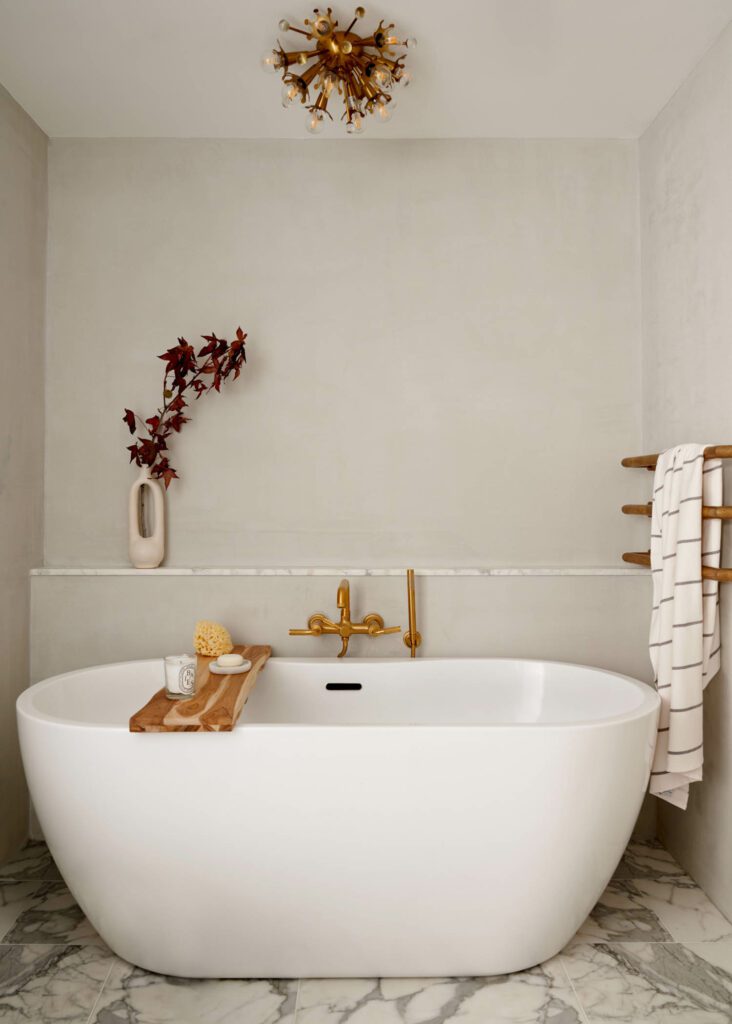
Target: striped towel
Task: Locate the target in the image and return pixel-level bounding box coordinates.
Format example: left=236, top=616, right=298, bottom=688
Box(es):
left=649, top=444, right=723, bottom=809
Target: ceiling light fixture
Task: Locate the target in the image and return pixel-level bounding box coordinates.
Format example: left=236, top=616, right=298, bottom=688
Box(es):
left=261, top=6, right=416, bottom=135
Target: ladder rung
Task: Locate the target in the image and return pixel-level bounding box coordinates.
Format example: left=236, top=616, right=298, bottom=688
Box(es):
left=622, top=551, right=732, bottom=582
left=622, top=504, right=732, bottom=520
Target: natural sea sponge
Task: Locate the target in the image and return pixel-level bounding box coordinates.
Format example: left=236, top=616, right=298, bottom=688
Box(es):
left=193, top=620, right=234, bottom=657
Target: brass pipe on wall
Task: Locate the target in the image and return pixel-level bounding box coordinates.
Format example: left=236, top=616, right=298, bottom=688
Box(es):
left=403, top=568, right=422, bottom=658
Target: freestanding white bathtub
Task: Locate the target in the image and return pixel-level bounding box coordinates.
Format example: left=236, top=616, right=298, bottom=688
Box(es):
left=17, top=657, right=659, bottom=978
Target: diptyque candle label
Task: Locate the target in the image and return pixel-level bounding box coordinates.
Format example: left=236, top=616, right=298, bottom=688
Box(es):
left=164, top=655, right=196, bottom=698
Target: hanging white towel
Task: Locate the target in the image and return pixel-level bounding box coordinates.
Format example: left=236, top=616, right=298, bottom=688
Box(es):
left=649, top=444, right=723, bottom=809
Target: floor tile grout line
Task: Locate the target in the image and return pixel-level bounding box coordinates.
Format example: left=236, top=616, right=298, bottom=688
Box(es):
left=292, top=977, right=303, bottom=1024
left=558, top=954, right=590, bottom=1024
left=84, top=956, right=115, bottom=1024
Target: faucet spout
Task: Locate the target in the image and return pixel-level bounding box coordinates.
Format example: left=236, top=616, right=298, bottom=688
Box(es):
left=337, top=579, right=350, bottom=619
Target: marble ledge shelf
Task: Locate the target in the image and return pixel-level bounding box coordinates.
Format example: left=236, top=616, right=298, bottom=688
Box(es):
left=30, top=566, right=648, bottom=577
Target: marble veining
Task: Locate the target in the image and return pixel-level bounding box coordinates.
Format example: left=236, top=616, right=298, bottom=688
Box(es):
left=91, top=963, right=298, bottom=1024
left=296, top=970, right=583, bottom=1024
left=0, top=881, right=104, bottom=947
left=578, top=876, right=732, bottom=945
left=1, top=839, right=732, bottom=1023
left=561, top=940, right=732, bottom=1023
left=612, top=838, right=687, bottom=880
left=0, top=882, right=47, bottom=944
left=0, top=944, right=114, bottom=1022
left=0, top=841, right=61, bottom=882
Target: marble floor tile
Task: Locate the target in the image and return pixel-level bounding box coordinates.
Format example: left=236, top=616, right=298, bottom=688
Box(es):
left=577, top=877, right=732, bottom=945
left=0, top=842, right=61, bottom=883
left=90, top=959, right=299, bottom=1024
left=0, top=943, right=113, bottom=1022
left=296, top=964, right=583, bottom=1024
left=612, top=839, right=686, bottom=880
left=0, top=881, right=45, bottom=940
left=562, top=939, right=732, bottom=1023
left=0, top=880, right=105, bottom=947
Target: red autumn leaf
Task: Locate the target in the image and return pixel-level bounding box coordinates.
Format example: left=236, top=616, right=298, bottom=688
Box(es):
left=151, top=456, right=179, bottom=490
left=138, top=439, right=159, bottom=466
left=159, top=340, right=196, bottom=385
left=167, top=412, right=190, bottom=433
left=123, top=409, right=137, bottom=434
left=198, top=336, right=218, bottom=358
left=158, top=346, right=182, bottom=376
left=146, top=415, right=161, bottom=433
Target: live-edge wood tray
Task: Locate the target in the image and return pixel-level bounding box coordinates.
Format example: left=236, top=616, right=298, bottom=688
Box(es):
left=129, top=644, right=271, bottom=732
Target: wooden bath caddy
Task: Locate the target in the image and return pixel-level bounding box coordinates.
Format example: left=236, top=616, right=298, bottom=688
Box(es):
left=129, top=645, right=271, bottom=733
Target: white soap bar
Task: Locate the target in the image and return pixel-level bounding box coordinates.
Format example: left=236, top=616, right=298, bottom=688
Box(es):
left=217, top=653, right=244, bottom=668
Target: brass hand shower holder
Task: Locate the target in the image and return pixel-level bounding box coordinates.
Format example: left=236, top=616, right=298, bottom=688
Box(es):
left=403, top=568, right=422, bottom=657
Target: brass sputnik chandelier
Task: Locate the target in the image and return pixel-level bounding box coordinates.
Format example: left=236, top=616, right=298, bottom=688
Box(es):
left=261, top=7, right=416, bottom=134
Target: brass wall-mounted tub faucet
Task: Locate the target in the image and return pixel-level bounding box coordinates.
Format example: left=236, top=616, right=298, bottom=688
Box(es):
left=289, top=579, right=401, bottom=657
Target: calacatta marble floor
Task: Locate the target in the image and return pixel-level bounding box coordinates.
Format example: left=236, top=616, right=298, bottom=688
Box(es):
left=0, top=839, right=731, bottom=1023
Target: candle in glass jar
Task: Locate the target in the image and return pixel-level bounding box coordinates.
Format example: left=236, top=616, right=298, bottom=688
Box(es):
left=164, top=654, right=196, bottom=700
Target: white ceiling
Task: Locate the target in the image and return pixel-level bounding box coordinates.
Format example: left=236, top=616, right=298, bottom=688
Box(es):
left=0, top=0, right=731, bottom=139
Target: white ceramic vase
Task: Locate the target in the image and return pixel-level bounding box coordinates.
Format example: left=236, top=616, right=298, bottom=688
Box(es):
left=128, top=466, right=165, bottom=569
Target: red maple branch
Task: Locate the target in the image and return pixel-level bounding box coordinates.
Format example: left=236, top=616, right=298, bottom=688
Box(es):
left=123, top=327, right=247, bottom=488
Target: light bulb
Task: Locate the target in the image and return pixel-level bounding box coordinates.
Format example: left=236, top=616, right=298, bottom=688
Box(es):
left=374, top=100, right=392, bottom=122
left=261, top=51, right=280, bottom=73
left=355, top=6, right=365, bottom=17
left=397, top=69, right=413, bottom=88
left=346, top=113, right=365, bottom=134
left=281, top=82, right=301, bottom=108
left=306, top=110, right=324, bottom=134
left=278, top=19, right=290, bottom=32
left=372, top=66, right=393, bottom=90
left=405, top=37, right=417, bottom=48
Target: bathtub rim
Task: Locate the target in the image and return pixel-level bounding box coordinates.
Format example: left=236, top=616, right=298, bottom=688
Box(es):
left=18, top=656, right=660, bottom=732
